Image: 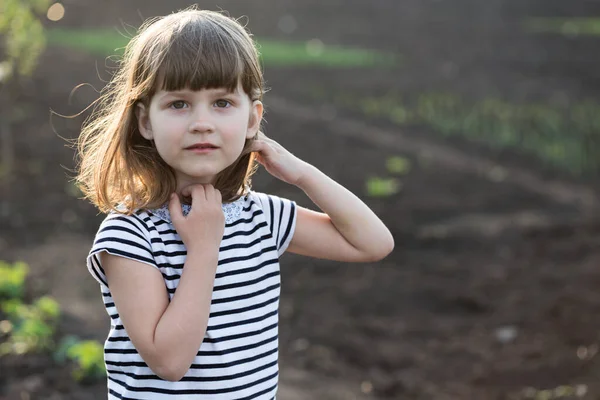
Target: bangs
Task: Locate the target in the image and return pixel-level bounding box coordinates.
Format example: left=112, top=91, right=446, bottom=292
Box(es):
left=154, top=20, right=244, bottom=94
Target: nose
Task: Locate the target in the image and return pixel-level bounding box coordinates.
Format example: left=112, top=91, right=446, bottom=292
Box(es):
left=188, top=108, right=215, bottom=133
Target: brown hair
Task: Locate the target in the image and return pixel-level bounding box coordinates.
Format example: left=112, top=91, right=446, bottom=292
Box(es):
left=76, top=7, right=264, bottom=214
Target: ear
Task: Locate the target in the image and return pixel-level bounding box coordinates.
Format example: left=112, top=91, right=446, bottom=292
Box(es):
left=135, top=102, right=153, bottom=140
left=246, top=100, right=264, bottom=139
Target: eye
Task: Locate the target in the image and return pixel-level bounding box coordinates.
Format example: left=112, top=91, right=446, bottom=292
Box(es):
left=170, top=100, right=188, bottom=109
left=214, top=99, right=231, bottom=108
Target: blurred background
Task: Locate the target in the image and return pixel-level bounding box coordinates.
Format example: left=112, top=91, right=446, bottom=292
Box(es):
left=2, top=0, right=600, bottom=399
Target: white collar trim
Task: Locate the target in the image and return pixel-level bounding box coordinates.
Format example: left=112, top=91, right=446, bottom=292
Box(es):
left=149, top=194, right=246, bottom=225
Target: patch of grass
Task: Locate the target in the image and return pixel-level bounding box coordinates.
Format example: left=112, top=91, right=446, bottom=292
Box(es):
left=366, top=177, right=402, bottom=197
left=315, top=90, right=600, bottom=175
left=258, top=40, right=397, bottom=68
left=386, top=156, right=411, bottom=175
left=47, top=28, right=398, bottom=68
left=47, top=28, right=127, bottom=56
left=525, top=17, right=600, bottom=36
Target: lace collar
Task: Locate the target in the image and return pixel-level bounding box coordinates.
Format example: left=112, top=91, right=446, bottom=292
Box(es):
left=149, top=194, right=247, bottom=225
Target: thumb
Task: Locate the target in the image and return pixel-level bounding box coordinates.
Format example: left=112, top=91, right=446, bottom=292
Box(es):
left=168, top=193, right=183, bottom=224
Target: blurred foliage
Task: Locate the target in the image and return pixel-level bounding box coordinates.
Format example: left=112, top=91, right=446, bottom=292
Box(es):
left=0, top=295, right=60, bottom=355
left=67, top=340, right=106, bottom=381
left=55, top=335, right=106, bottom=382
left=386, top=156, right=412, bottom=175
left=0, top=260, right=28, bottom=298
left=365, top=157, right=411, bottom=197
left=258, top=39, right=397, bottom=67
left=366, top=177, right=402, bottom=197
left=311, top=88, right=600, bottom=176
left=0, top=260, right=106, bottom=382
left=519, top=384, right=588, bottom=399
left=526, top=17, right=600, bottom=36
left=0, top=0, right=51, bottom=81
left=46, top=27, right=398, bottom=68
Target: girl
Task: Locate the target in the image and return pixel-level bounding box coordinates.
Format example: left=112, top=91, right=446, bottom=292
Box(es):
left=77, top=7, right=393, bottom=400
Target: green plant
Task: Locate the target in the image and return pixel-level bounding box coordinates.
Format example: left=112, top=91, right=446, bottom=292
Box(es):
left=525, top=17, right=600, bottom=37
left=0, top=261, right=60, bottom=356
left=309, top=89, right=600, bottom=176
left=386, top=156, right=411, bottom=175
left=366, top=177, right=401, bottom=197
left=0, top=260, right=105, bottom=383
left=0, top=0, right=51, bottom=79
left=0, top=260, right=29, bottom=298
left=0, top=1, right=52, bottom=214
left=0, top=295, right=60, bottom=355
left=55, top=335, right=106, bottom=382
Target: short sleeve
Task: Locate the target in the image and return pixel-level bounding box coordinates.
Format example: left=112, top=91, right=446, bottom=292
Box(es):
left=252, top=192, right=297, bottom=256
left=86, top=212, right=156, bottom=287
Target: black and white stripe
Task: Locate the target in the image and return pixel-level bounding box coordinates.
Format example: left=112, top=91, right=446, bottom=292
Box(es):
left=87, top=191, right=296, bottom=399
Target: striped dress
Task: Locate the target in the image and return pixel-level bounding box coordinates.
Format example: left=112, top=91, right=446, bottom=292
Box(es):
left=86, top=191, right=297, bottom=399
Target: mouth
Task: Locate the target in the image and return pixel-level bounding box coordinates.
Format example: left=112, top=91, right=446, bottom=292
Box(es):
left=185, top=143, right=219, bottom=150
left=185, top=143, right=219, bottom=153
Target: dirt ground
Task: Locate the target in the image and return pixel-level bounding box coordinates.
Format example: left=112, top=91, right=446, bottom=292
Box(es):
left=2, top=0, right=600, bottom=399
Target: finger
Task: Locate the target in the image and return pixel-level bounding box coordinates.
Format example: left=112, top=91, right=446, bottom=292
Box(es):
left=192, top=185, right=206, bottom=203
left=168, top=193, right=182, bottom=223
left=246, top=139, right=264, bottom=154
left=215, top=188, right=222, bottom=203
left=180, top=184, right=194, bottom=198
left=203, top=184, right=214, bottom=202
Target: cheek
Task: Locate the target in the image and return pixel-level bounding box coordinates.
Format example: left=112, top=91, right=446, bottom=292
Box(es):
left=225, top=134, right=247, bottom=158
left=223, top=118, right=249, bottom=142
left=151, top=116, right=182, bottom=150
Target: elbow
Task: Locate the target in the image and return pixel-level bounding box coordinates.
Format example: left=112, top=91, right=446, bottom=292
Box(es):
left=153, top=364, right=187, bottom=382
left=150, top=357, right=191, bottom=382
left=371, top=233, right=395, bottom=262
left=385, top=233, right=395, bottom=256
left=142, top=331, right=205, bottom=382
left=354, top=234, right=394, bottom=262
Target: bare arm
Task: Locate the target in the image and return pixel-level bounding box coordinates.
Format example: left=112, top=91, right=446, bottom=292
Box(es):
left=250, top=133, right=394, bottom=262
left=102, top=248, right=217, bottom=381
left=288, top=164, right=394, bottom=262
left=102, top=185, right=224, bottom=381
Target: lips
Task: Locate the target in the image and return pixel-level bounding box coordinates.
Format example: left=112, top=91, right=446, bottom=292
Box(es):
left=185, top=143, right=219, bottom=150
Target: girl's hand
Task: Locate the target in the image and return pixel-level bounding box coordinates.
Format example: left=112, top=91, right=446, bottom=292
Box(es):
left=248, top=131, right=308, bottom=186
left=169, top=184, right=224, bottom=251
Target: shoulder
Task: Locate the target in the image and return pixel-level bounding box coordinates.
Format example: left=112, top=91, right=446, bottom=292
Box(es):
left=87, top=210, right=156, bottom=287
left=247, top=191, right=297, bottom=254
left=247, top=190, right=296, bottom=210
left=96, top=210, right=153, bottom=237
left=246, top=190, right=297, bottom=223
left=91, top=210, right=155, bottom=255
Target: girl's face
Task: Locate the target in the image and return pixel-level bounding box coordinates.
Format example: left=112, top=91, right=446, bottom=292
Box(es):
left=136, top=83, right=263, bottom=192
